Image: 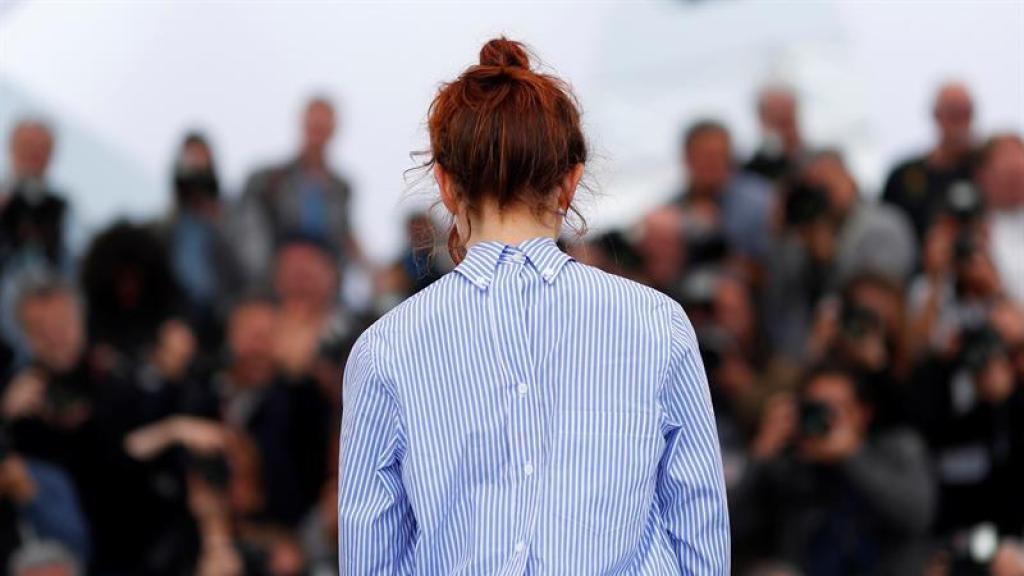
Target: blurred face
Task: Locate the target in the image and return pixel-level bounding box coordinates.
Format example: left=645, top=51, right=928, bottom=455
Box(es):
left=685, top=129, right=732, bottom=194
left=303, top=100, right=336, bottom=154
left=714, top=276, right=754, bottom=344
left=975, top=354, right=1015, bottom=404
left=759, top=89, right=800, bottom=152
left=227, top=302, right=278, bottom=383
left=181, top=140, right=213, bottom=172
left=979, top=138, right=1024, bottom=210
left=19, top=292, right=84, bottom=373
left=934, top=84, right=974, bottom=150
left=806, top=154, right=858, bottom=216
left=407, top=214, right=436, bottom=249
left=10, top=123, right=54, bottom=180
left=273, top=243, right=338, bottom=313
left=849, top=281, right=903, bottom=343
left=638, top=206, right=685, bottom=286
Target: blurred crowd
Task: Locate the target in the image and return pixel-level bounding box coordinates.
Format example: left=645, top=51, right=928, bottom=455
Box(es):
left=0, top=81, right=1021, bottom=576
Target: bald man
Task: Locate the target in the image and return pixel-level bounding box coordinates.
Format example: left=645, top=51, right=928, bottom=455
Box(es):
left=0, top=120, right=75, bottom=351
left=745, top=84, right=805, bottom=181
left=881, top=82, right=978, bottom=240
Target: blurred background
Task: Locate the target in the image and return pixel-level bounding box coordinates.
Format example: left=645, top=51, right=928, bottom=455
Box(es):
left=1, top=1, right=1023, bottom=575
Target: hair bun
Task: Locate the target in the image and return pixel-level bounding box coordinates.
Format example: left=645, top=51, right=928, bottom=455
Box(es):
left=479, top=37, right=531, bottom=70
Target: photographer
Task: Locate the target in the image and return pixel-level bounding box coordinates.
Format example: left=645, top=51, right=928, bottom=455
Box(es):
left=671, top=119, right=775, bottom=266
left=1, top=277, right=196, bottom=574
left=0, top=120, right=76, bottom=357
left=915, top=324, right=1023, bottom=541
left=907, top=184, right=1003, bottom=363
left=767, top=150, right=916, bottom=363
left=882, top=82, right=979, bottom=241
left=744, top=84, right=807, bottom=182
left=211, top=293, right=332, bottom=529
left=125, top=416, right=310, bottom=575
left=152, top=132, right=243, bottom=354
left=732, top=367, right=934, bottom=575
left=0, top=427, right=90, bottom=569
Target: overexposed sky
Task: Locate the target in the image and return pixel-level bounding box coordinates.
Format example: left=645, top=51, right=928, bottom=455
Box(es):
left=1, top=0, right=1022, bottom=261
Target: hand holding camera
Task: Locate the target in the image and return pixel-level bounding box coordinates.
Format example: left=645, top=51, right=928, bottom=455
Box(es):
left=1, top=368, right=47, bottom=421
left=798, top=397, right=864, bottom=464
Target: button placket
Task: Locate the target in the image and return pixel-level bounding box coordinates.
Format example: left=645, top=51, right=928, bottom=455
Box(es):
left=486, top=256, right=545, bottom=563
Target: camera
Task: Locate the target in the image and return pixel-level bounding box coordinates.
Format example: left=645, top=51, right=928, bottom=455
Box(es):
left=953, top=232, right=980, bottom=265
left=839, top=301, right=884, bottom=342
left=948, top=522, right=1001, bottom=575
left=942, top=180, right=982, bottom=223
left=0, top=427, right=10, bottom=463
left=799, top=400, right=833, bottom=438
left=174, top=169, right=219, bottom=207
left=188, top=453, right=231, bottom=491
left=783, top=181, right=830, bottom=228
left=960, top=326, right=1006, bottom=374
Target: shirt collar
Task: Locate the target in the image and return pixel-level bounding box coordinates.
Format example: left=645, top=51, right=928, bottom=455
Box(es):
left=453, top=236, right=574, bottom=290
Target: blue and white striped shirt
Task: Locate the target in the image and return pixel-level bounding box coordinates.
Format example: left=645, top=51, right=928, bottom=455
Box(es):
left=338, top=236, right=730, bottom=574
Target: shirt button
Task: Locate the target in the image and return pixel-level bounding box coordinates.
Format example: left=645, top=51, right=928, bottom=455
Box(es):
left=476, top=276, right=489, bottom=286
left=510, top=253, right=524, bottom=263
left=514, top=541, right=526, bottom=553
left=541, top=268, right=554, bottom=280
left=523, top=462, right=535, bottom=476
left=516, top=382, right=528, bottom=395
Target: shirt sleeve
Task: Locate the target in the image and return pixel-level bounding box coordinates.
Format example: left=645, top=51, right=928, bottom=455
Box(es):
left=656, top=303, right=731, bottom=575
left=337, top=332, right=416, bottom=575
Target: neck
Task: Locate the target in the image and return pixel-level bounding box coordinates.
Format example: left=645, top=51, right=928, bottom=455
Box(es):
left=464, top=202, right=560, bottom=247
left=932, top=140, right=969, bottom=168
left=300, top=147, right=326, bottom=171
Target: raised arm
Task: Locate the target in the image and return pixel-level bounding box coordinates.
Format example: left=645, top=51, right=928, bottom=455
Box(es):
left=656, top=304, right=731, bottom=575
left=337, top=333, right=416, bottom=575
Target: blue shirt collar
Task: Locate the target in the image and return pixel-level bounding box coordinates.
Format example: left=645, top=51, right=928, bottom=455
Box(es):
left=453, top=236, right=574, bottom=290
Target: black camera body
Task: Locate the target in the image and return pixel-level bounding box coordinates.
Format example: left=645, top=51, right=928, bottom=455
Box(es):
left=839, top=301, right=884, bottom=342
left=783, top=181, right=830, bottom=228
left=799, top=400, right=833, bottom=438
left=188, top=453, right=231, bottom=490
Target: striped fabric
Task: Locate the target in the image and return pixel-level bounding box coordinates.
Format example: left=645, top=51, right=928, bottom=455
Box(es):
left=338, top=236, right=730, bottom=575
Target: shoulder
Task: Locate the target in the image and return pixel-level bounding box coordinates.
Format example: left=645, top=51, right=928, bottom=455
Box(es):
left=883, top=155, right=928, bottom=184
left=861, top=201, right=915, bottom=236
left=567, top=263, right=697, bottom=347
left=569, top=261, right=676, bottom=305
left=354, top=273, right=461, bottom=353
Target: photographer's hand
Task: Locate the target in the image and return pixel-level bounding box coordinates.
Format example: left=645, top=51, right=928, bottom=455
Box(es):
left=751, top=393, right=797, bottom=460
left=801, top=414, right=862, bottom=463
left=2, top=369, right=47, bottom=421
left=152, top=319, right=196, bottom=382
left=125, top=416, right=226, bottom=460
left=0, top=455, right=37, bottom=504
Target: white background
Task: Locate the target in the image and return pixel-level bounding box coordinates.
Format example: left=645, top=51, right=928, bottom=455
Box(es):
left=2, top=0, right=1022, bottom=261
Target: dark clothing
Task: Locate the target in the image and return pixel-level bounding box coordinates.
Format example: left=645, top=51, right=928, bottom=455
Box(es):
left=881, top=153, right=976, bottom=240
left=0, top=187, right=68, bottom=269
left=231, top=376, right=331, bottom=527
left=731, top=428, right=934, bottom=576
left=7, top=359, right=199, bottom=575
left=913, top=359, right=1024, bottom=537
left=745, top=149, right=798, bottom=182
left=151, top=212, right=244, bottom=354
left=236, top=159, right=354, bottom=283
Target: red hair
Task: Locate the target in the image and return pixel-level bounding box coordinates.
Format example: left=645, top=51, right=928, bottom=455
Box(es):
left=421, top=37, right=588, bottom=260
